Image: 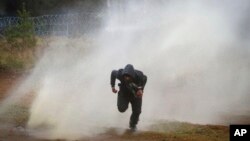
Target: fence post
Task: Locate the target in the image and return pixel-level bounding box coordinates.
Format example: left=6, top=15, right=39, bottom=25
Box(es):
left=67, top=23, right=69, bottom=37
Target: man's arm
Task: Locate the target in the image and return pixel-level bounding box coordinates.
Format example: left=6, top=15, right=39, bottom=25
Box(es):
left=111, top=70, right=118, bottom=93
left=135, top=71, right=147, bottom=98
left=141, top=75, right=147, bottom=90
left=136, top=71, right=147, bottom=90
left=111, top=70, right=118, bottom=87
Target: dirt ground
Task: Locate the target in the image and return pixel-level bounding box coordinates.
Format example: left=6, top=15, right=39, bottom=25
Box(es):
left=0, top=72, right=19, bottom=100
left=0, top=71, right=231, bottom=141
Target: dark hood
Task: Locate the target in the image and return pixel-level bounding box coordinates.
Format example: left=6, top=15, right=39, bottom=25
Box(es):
left=122, top=64, right=135, bottom=79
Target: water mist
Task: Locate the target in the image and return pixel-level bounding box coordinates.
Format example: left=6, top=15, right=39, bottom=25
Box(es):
left=1, top=0, right=250, bottom=140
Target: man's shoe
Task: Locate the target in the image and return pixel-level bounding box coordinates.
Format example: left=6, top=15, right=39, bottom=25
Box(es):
left=129, top=124, right=137, bottom=132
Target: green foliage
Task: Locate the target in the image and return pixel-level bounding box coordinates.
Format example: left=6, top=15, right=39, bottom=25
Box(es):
left=4, top=3, right=36, bottom=49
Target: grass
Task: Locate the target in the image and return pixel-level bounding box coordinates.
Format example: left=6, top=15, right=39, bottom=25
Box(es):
left=101, top=121, right=229, bottom=141
left=146, top=121, right=229, bottom=141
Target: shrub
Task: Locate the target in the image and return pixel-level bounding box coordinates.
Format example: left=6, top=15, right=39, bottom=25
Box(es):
left=4, top=3, right=37, bottom=49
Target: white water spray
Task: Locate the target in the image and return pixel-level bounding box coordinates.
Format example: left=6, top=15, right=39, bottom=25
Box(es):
left=1, top=0, right=250, bottom=140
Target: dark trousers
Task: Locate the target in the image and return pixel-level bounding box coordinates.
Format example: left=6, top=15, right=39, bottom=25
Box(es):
left=117, top=88, right=142, bottom=127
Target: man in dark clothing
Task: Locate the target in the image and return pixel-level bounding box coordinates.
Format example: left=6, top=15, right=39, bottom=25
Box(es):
left=110, top=64, right=147, bottom=131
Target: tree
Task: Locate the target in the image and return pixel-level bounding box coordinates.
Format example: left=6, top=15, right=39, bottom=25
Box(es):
left=4, top=3, right=36, bottom=49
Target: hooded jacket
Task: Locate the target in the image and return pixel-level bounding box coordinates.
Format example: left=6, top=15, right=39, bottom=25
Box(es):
left=111, top=64, right=147, bottom=91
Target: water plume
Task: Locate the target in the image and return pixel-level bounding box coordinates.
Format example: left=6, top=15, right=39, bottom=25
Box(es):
left=1, top=0, right=250, bottom=140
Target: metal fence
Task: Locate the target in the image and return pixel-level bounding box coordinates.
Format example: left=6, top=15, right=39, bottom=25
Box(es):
left=0, top=12, right=103, bottom=37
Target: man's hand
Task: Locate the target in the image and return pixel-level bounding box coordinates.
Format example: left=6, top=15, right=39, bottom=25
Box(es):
left=136, top=89, right=143, bottom=98
left=112, top=87, right=118, bottom=93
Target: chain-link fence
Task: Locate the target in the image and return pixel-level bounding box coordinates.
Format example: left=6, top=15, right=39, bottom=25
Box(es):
left=0, top=12, right=104, bottom=37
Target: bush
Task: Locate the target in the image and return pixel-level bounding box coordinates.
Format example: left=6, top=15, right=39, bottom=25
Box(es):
left=0, top=3, right=37, bottom=72
left=4, top=3, right=37, bottom=49
left=0, top=42, right=35, bottom=72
